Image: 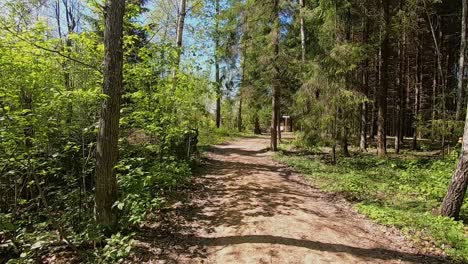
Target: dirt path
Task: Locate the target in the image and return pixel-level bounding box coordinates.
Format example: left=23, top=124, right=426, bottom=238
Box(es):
left=133, top=135, right=447, bottom=264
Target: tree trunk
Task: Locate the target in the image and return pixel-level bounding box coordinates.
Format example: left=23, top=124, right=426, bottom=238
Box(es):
left=440, top=106, right=468, bottom=219
left=215, top=83, right=221, bottom=128
left=270, top=0, right=280, bottom=151
left=237, top=95, right=242, bottom=132
left=456, top=0, right=467, bottom=121
left=443, top=54, right=450, bottom=154
left=332, top=111, right=338, bottom=164
left=271, top=91, right=278, bottom=150
left=360, top=102, right=367, bottom=151
left=173, top=0, right=187, bottom=82
left=55, top=0, right=77, bottom=124
left=412, top=44, right=421, bottom=151
left=377, top=0, right=390, bottom=156
left=431, top=51, right=438, bottom=141
left=370, top=53, right=380, bottom=140
left=360, top=18, right=369, bottom=152
left=370, top=81, right=377, bottom=139
left=277, top=110, right=282, bottom=142
left=95, top=0, right=125, bottom=230
left=395, top=23, right=405, bottom=154
left=404, top=51, right=411, bottom=143
left=342, top=126, right=350, bottom=157
left=299, top=0, right=306, bottom=62
left=215, top=0, right=221, bottom=128
left=254, top=114, right=261, bottom=134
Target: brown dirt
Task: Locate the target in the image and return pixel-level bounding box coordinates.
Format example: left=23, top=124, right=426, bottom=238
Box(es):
left=131, top=135, right=448, bottom=264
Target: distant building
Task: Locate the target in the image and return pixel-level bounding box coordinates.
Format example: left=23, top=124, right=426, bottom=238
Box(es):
left=280, top=115, right=293, bottom=132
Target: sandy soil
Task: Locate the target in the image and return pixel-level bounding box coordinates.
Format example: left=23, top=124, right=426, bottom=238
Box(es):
left=131, top=135, right=448, bottom=264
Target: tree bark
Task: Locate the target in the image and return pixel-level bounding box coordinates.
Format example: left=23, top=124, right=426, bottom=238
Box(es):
left=395, top=21, right=405, bottom=154
left=215, top=77, right=221, bottom=128
left=404, top=51, right=411, bottom=142
left=173, top=0, right=187, bottom=82
left=342, top=126, right=350, bottom=157
left=370, top=53, right=380, bottom=140
left=237, top=95, right=242, bottom=132
left=431, top=49, right=438, bottom=141
left=277, top=110, right=282, bottom=142
left=360, top=102, right=367, bottom=151
left=95, top=0, right=125, bottom=230
left=55, top=0, right=77, bottom=124
left=370, top=79, right=377, bottom=139
left=412, top=44, right=422, bottom=151
left=440, top=103, right=468, bottom=219
left=254, top=114, right=261, bottom=134
left=360, top=18, right=369, bottom=152
left=270, top=0, right=280, bottom=151
left=332, top=111, right=338, bottom=164
left=456, top=0, right=467, bottom=121
left=377, top=0, right=390, bottom=156
left=299, top=0, right=306, bottom=62
left=215, top=0, right=221, bottom=128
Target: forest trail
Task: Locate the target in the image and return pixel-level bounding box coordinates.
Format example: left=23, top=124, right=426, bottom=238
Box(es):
left=133, top=134, right=446, bottom=264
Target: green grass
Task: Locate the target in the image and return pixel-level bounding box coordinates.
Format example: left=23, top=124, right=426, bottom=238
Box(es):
left=274, top=148, right=468, bottom=262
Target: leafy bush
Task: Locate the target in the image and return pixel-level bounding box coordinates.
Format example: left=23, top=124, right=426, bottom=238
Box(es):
left=0, top=7, right=212, bottom=262
left=99, top=233, right=135, bottom=263
left=116, top=154, right=191, bottom=226
left=292, top=131, right=321, bottom=150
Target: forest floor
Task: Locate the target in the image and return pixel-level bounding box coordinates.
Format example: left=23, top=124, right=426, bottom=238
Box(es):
left=130, top=134, right=448, bottom=263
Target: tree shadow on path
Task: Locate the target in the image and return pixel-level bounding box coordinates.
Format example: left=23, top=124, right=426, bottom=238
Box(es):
left=131, top=140, right=450, bottom=264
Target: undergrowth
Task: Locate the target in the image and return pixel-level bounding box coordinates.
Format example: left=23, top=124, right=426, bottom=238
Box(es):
left=2, top=126, right=249, bottom=263
left=275, top=147, right=468, bottom=262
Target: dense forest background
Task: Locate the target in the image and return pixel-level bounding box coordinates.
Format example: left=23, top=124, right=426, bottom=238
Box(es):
left=3, top=0, right=468, bottom=262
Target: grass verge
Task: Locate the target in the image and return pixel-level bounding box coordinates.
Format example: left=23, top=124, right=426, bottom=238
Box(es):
left=274, top=147, right=468, bottom=262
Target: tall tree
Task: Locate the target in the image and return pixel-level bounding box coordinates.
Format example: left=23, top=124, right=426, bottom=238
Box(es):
left=377, top=0, right=390, bottom=156
left=173, top=0, right=187, bottom=80
left=215, top=0, right=221, bottom=128
left=270, top=0, right=280, bottom=151
left=360, top=14, right=370, bottom=152
left=299, top=0, right=306, bottom=62
left=395, top=0, right=405, bottom=154
left=395, top=33, right=405, bottom=154
left=456, top=0, right=467, bottom=121
left=440, top=0, right=468, bottom=220
left=440, top=99, right=468, bottom=219
left=95, top=0, right=125, bottom=229
left=412, top=41, right=422, bottom=150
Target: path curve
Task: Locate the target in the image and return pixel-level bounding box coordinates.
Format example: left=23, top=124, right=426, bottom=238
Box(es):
left=133, top=135, right=447, bottom=264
